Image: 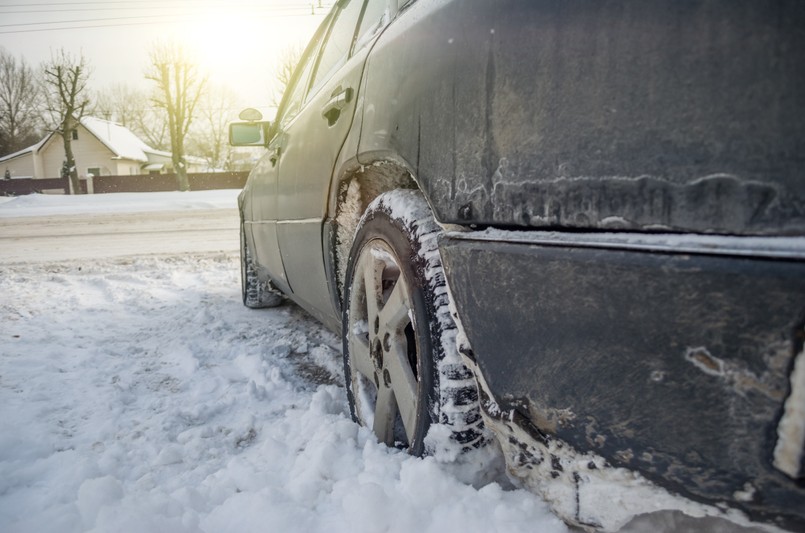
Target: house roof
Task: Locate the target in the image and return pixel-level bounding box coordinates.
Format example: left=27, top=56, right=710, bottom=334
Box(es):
left=0, top=137, right=47, bottom=163
left=82, top=119, right=206, bottom=166
left=80, top=117, right=151, bottom=163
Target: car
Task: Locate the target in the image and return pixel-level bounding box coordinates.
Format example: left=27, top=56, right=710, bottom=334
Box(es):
left=230, top=0, right=805, bottom=531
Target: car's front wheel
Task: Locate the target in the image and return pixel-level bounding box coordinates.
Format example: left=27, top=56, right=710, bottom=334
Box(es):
left=240, top=222, right=283, bottom=309
left=342, top=190, right=484, bottom=455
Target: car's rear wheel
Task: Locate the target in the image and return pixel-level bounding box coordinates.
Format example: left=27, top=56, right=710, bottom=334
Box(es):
left=240, top=222, right=283, bottom=309
left=342, top=190, right=484, bottom=455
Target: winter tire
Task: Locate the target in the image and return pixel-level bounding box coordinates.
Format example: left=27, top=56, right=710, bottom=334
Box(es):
left=240, top=221, right=283, bottom=309
left=342, top=190, right=484, bottom=455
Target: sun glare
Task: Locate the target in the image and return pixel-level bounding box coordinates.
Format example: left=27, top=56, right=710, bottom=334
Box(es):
left=187, top=9, right=258, bottom=73
left=176, top=5, right=326, bottom=106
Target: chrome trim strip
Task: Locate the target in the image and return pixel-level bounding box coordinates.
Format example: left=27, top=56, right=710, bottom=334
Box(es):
left=445, top=230, right=805, bottom=260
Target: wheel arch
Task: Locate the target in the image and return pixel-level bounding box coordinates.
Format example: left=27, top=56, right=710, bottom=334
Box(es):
left=327, top=151, right=431, bottom=310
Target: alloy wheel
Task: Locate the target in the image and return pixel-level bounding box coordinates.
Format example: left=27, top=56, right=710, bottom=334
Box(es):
left=347, top=239, right=420, bottom=447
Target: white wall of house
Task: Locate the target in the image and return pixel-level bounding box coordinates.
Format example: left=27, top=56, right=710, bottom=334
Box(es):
left=1, top=152, right=37, bottom=179
left=115, top=162, right=142, bottom=175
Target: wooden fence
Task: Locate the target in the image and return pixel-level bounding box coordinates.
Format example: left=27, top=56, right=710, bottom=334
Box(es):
left=1, top=172, right=248, bottom=196
left=0, top=177, right=69, bottom=195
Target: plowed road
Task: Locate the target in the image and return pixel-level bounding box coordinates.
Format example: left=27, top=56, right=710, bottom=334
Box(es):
left=0, top=209, right=240, bottom=264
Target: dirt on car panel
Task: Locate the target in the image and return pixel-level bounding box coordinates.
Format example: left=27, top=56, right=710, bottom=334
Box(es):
left=484, top=174, right=805, bottom=235
left=409, top=1, right=805, bottom=236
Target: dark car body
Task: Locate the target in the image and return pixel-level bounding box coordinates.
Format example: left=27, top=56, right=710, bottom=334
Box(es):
left=236, top=0, right=805, bottom=530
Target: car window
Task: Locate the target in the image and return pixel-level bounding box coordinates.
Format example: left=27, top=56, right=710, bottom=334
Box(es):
left=308, top=0, right=365, bottom=98
left=278, top=33, right=323, bottom=130
left=354, top=0, right=389, bottom=53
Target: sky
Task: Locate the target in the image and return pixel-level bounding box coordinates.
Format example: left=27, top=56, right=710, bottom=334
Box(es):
left=0, top=0, right=331, bottom=113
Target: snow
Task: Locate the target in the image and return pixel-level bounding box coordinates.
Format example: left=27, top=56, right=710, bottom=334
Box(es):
left=80, top=117, right=153, bottom=163
left=0, top=191, right=567, bottom=533
left=773, top=336, right=805, bottom=478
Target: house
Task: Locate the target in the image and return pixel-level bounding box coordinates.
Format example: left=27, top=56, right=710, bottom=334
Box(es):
left=0, top=117, right=206, bottom=188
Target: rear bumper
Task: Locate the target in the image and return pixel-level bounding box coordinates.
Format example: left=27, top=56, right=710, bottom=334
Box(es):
left=439, top=230, right=805, bottom=531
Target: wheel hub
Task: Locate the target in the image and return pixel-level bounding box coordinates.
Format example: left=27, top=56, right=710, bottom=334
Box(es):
left=371, top=338, right=384, bottom=370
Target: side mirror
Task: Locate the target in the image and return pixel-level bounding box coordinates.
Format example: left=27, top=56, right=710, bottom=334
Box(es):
left=229, top=108, right=273, bottom=147
left=229, top=121, right=271, bottom=146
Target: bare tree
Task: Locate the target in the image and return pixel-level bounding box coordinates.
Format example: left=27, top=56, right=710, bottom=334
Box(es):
left=189, top=83, right=239, bottom=171
left=271, top=45, right=303, bottom=107
left=0, top=49, right=43, bottom=157
left=42, top=49, right=91, bottom=194
left=94, top=84, right=169, bottom=150
left=93, top=84, right=141, bottom=127
left=146, top=41, right=207, bottom=191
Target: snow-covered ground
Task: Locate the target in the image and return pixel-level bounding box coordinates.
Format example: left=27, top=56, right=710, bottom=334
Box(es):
left=0, top=192, right=567, bottom=533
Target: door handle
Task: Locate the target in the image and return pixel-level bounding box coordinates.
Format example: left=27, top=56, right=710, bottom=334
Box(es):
left=321, top=86, right=354, bottom=126
left=269, top=146, right=281, bottom=167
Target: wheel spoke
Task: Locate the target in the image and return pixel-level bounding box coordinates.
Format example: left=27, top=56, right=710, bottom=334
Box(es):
left=385, top=337, right=418, bottom=441
left=360, top=253, right=382, bottom=334
left=379, top=277, right=412, bottom=334
left=348, top=334, right=375, bottom=379
left=373, top=385, right=397, bottom=446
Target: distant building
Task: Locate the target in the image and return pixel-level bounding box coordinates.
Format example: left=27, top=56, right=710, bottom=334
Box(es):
left=0, top=117, right=206, bottom=183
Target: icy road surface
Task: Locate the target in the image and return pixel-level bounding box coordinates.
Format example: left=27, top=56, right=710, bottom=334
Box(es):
left=0, top=190, right=241, bottom=264
left=0, top=192, right=566, bottom=533
left=0, top=210, right=239, bottom=263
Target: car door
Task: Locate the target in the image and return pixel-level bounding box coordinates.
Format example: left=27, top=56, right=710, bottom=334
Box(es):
left=246, top=25, right=325, bottom=295
left=275, top=0, right=392, bottom=322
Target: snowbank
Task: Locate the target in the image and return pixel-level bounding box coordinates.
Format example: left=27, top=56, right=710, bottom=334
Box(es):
left=0, top=254, right=566, bottom=533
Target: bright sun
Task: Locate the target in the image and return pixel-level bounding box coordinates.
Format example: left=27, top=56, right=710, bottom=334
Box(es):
left=176, top=5, right=326, bottom=106
left=187, top=9, right=260, bottom=73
